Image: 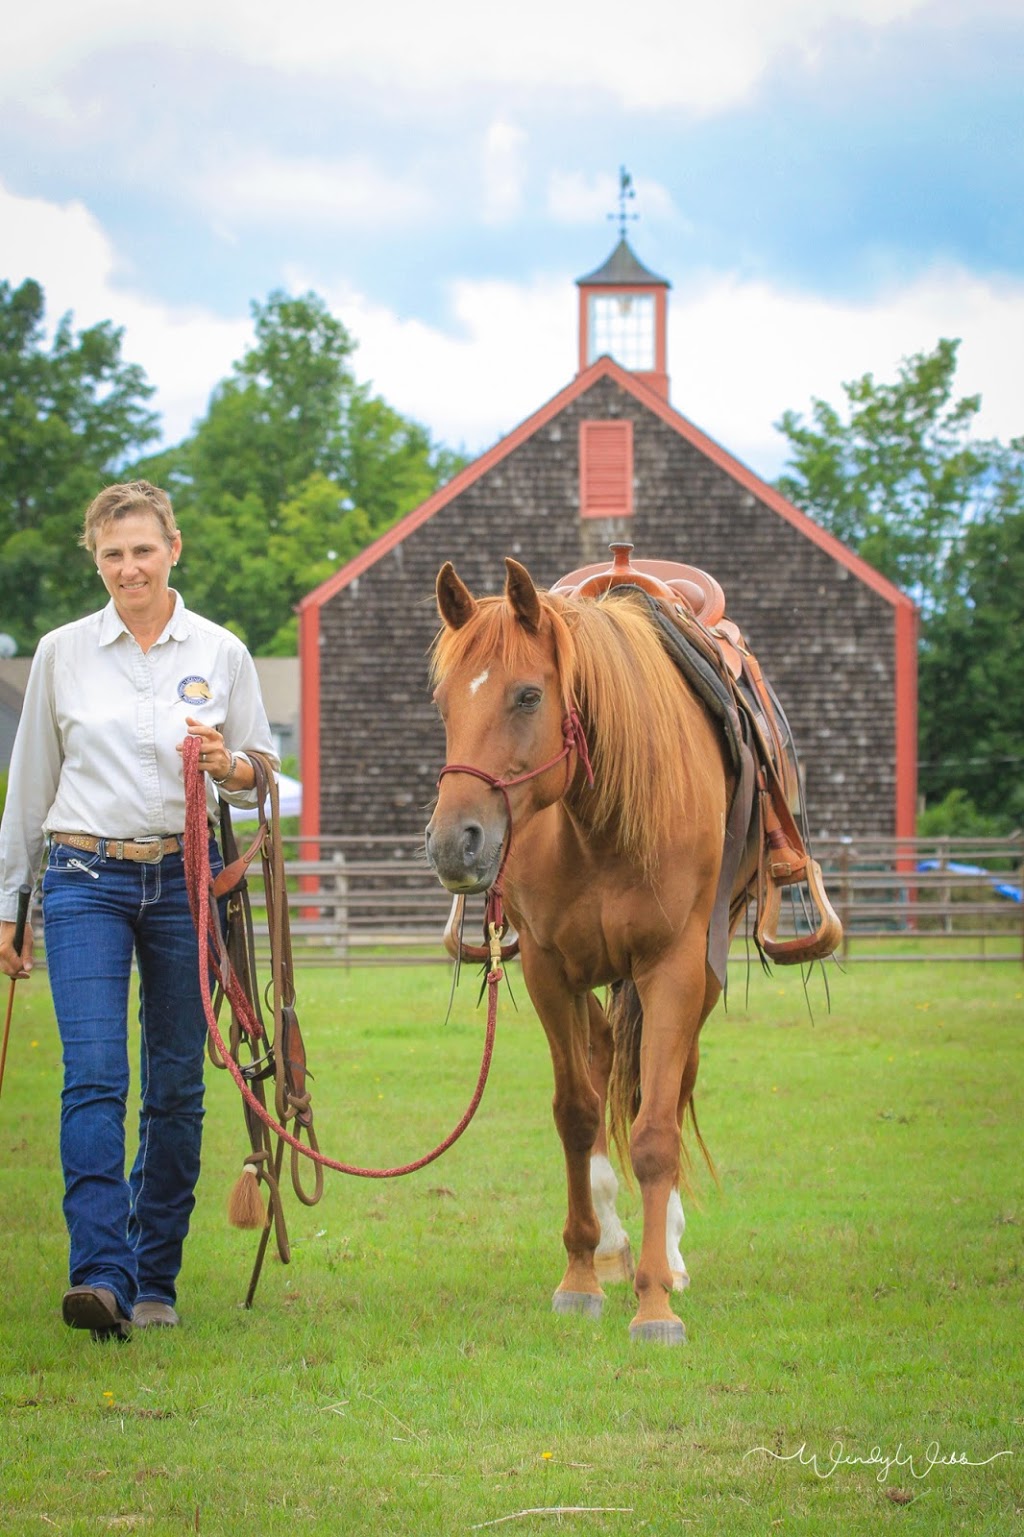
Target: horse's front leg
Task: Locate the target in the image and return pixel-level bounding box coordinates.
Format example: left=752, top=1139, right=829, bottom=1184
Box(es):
left=628, top=947, right=709, bottom=1343
left=525, top=957, right=604, bottom=1317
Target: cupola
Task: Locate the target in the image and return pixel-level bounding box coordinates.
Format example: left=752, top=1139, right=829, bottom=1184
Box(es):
left=576, top=203, right=670, bottom=401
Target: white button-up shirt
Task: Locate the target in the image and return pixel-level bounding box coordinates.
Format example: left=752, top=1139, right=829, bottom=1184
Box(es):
left=0, top=592, right=279, bottom=920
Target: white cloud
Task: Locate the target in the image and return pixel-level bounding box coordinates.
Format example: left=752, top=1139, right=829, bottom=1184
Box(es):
left=286, top=266, right=575, bottom=451
left=296, top=256, right=1024, bottom=475
left=6, top=180, right=1021, bottom=480
left=670, top=267, right=1024, bottom=477
left=0, top=180, right=250, bottom=446
left=4, top=0, right=946, bottom=115
left=480, top=120, right=529, bottom=226
left=198, top=154, right=433, bottom=229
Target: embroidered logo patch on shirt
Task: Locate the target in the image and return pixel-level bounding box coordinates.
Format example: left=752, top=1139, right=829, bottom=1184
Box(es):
left=178, top=676, right=213, bottom=704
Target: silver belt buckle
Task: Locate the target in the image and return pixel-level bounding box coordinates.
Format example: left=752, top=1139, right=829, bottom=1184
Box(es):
left=135, top=837, right=165, bottom=864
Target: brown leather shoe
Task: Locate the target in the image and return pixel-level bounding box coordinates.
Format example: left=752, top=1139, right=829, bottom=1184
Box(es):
left=62, top=1285, right=132, bottom=1341
left=132, top=1300, right=180, bottom=1328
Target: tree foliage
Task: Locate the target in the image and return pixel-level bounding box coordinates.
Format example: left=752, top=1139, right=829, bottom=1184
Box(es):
left=144, top=289, right=464, bottom=653
left=918, top=492, right=1024, bottom=824
left=775, top=339, right=1008, bottom=607
left=0, top=279, right=159, bottom=649
left=0, top=282, right=465, bottom=656
left=775, top=339, right=1024, bottom=828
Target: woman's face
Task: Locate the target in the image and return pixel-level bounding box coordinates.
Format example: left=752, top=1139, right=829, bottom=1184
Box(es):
left=94, top=511, right=182, bottom=624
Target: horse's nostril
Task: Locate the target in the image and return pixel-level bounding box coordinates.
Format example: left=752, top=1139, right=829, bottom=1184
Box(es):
left=461, top=822, right=485, bottom=868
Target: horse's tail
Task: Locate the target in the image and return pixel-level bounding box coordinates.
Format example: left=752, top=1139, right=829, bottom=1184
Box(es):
left=607, top=980, right=643, bottom=1173
left=607, top=980, right=716, bottom=1195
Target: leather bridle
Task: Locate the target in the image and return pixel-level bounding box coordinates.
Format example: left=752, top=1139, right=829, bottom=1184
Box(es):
left=437, top=708, right=594, bottom=949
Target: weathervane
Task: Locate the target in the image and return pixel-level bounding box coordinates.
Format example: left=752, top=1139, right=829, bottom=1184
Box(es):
left=608, top=166, right=638, bottom=241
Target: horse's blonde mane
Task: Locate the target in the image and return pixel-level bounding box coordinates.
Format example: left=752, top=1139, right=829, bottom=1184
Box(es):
left=431, top=588, right=722, bottom=876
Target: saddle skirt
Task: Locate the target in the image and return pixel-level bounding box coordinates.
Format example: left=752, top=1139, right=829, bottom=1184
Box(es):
left=551, top=546, right=842, bottom=978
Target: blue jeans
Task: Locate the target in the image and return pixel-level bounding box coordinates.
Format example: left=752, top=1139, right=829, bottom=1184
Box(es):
left=42, top=838, right=223, bottom=1317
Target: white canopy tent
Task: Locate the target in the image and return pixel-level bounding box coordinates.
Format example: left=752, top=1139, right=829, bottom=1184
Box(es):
left=229, top=772, right=302, bottom=822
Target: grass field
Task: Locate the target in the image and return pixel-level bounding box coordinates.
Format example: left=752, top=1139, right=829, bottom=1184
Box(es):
left=0, top=958, right=1021, bottom=1534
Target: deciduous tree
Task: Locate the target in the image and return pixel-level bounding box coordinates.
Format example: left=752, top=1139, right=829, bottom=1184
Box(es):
left=0, top=279, right=159, bottom=649
left=775, top=339, right=999, bottom=608
left=150, top=290, right=464, bottom=652
left=775, top=339, right=1024, bottom=827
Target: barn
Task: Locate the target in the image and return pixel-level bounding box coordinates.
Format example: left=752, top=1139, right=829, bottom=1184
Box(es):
left=297, top=237, right=917, bottom=848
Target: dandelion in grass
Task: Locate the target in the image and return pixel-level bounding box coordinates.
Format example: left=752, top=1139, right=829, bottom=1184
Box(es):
left=542, top=1451, right=553, bottom=1461
left=102, top=1391, right=114, bottom=1408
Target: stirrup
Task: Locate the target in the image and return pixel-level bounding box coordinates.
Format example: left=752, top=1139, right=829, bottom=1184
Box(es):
left=755, top=858, right=842, bottom=965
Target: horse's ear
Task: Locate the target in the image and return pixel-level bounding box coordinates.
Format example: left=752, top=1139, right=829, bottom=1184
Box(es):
left=436, top=562, right=477, bottom=629
left=505, top=558, right=542, bottom=634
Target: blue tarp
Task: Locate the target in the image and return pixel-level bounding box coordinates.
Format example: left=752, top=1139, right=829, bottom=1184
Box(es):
left=917, top=859, right=1022, bottom=904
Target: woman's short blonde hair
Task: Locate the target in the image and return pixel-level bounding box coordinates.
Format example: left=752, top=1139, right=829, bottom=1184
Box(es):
left=80, top=481, right=179, bottom=553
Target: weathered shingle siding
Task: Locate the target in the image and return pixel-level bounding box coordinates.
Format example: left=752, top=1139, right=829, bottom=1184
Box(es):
left=318, top=376, right=896, bottom=843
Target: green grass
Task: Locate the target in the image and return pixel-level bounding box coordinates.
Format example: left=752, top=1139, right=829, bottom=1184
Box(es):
left=1, top=960, right=1021, bottom=1534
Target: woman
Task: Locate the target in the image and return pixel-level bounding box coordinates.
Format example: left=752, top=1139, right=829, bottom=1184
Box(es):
left=0, top=481, right=279, bottom=1340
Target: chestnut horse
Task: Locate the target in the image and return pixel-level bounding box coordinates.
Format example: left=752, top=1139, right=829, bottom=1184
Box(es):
left=425, top=558, right=761, bottom=1344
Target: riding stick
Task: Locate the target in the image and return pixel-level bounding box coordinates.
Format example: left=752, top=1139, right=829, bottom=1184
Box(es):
left=0, top=884, right=32, bottom=1100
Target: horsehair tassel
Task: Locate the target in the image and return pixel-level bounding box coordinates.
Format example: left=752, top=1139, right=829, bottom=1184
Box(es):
left=227, top=1160, right=266, bottom=1230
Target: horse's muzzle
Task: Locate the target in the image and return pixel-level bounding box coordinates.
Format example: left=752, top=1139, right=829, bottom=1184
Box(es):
left=424, top=816, right=502, bottom=895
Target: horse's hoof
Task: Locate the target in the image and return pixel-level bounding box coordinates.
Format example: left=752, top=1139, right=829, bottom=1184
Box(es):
left=595, top=1243, right=635, bottom=1284
left=629, top=1318, right=687, bottom=1345
left=552, top=1290, right=603, bottom=1319
left=671, top=1268, right=690, bottom=1293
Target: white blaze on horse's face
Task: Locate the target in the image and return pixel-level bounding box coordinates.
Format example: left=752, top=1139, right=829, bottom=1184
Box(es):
left=469, top=669, right=490, bottom=697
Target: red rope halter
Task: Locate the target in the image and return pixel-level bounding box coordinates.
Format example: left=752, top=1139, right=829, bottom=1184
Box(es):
left=437, top=709, right=594, bottom=934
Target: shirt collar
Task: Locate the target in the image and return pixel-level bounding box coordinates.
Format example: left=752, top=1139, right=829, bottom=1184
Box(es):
left=98, top=590, right=191, bottom=647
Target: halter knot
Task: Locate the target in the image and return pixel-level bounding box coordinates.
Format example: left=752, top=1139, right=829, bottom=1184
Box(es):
left=565, top=709, right=595, bottom=788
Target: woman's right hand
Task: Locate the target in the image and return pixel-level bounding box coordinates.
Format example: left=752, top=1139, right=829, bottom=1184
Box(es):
left=0, top=920, right=34, bottom=979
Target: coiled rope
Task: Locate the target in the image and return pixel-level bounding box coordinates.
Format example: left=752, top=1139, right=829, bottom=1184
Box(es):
left=182, top=735, right=500, bottom=1178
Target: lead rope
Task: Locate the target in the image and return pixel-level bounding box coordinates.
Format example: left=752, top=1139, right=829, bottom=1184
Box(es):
left=182, top=736, right=501, bottom=1180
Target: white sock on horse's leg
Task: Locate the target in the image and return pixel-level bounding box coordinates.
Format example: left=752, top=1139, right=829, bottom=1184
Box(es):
left=590, top=1154, right=634, bottom=1281
left=666, top=1186, right=689, bottom=1290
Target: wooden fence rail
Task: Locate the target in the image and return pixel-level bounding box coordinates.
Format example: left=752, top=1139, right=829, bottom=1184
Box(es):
left=247, top=831, right=1024, bottom=966
left=27, top=832, right=1024, bottom=966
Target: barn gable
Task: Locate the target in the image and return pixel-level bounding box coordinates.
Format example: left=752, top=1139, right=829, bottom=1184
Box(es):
left=298, top=351, right=916, bottom=847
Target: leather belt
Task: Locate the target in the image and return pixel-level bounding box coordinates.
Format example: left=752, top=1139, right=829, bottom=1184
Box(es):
left=52, top=832, right=183, bottom=864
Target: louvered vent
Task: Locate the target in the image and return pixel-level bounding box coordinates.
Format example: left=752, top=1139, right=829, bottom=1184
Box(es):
left=579, top=420, right=633, bottom=518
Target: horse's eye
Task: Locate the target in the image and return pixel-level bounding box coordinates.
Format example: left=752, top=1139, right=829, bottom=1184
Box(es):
left=517, top=688, right=542, bottom=712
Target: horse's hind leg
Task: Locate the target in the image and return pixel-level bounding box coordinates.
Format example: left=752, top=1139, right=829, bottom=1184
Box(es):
left=667, top=1035, right=705, bottom=1293
left=588, top=991, right=634, bottom=1284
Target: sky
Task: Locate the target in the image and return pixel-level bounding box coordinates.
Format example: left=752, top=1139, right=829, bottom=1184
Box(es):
left=2, top=0, right=1022, bottom=482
